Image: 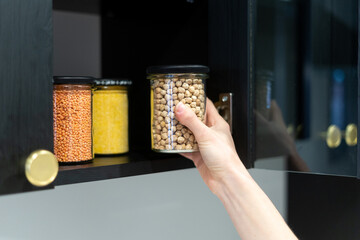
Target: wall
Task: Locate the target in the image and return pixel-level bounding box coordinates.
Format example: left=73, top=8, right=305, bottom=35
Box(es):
left=0, top=168, right=287, bottom=240
left=53, top=10, right=101, bottom=77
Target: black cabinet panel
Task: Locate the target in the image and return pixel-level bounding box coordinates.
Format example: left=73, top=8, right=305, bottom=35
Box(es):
left=288, top=172, right=360, bottom=239
left=101, top=0, right=208, bottom=154
left=0, top=0, right=53, bottom=194
left=253, top=0, right=359, bottom=177
left=208, top=0, right=253, bottom=167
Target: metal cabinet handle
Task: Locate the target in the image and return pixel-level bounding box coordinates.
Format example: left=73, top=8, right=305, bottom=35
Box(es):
left=345, top=124, right=357, bottom=146
left=322, top=125, right=342, bottom=148
left=214, top=93, right=233, bottom=133
left=320, top=124, right=358, bottom=148
left=25, top=150, right=58, bottom=187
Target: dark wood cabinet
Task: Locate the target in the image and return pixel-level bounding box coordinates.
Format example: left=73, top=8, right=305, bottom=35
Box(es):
left=1, top=1, right=360, bottom=238
left=0, top=0, right=53, bottom=194
left=1, top=0, right=359, bottom=196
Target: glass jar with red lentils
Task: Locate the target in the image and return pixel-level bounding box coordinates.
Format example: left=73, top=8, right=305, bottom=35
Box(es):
left=53, top=76, right=94, bottom=163
left=147, top=65, right=209, bottom=153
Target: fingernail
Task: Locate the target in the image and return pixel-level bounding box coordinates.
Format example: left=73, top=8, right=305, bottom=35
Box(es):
left=175, top=102, right=185, bottom=114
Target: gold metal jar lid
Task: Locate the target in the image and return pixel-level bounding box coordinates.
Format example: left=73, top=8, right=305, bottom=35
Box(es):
left=94, top=79, right=132, bottom=86
left=25, top=150, right=59, bottom=187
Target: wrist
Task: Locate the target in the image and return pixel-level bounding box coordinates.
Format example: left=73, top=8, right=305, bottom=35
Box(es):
left=214, top=157, right=254, bottom=200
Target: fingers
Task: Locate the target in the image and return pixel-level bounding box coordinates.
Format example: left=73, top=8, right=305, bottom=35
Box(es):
left=175, top=102, right=209, bottom=142
left=205, top=98, right=223, bottom=126
left=206, top=98, right=231, bottom=132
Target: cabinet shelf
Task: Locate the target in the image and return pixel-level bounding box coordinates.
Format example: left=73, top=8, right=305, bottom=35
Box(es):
left=54, top=152, right=195, bottom=186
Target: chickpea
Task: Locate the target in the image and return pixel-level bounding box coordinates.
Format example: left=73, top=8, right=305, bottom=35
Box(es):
left=151, top=75, right=206, bottom=152
left=178, top=93, right=185, bottom=100
left=165, top=94, right=171, bottom=101
left=196, top=99, right=201, bottom=106
left=177, top=136, right=185, bottom=144
left=156, top=134, right=162, bottom=142
left=178, top=87, right=185, bottom=93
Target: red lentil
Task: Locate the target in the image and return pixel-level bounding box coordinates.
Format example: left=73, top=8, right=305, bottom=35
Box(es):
left=53, top=78, right=93, bottom=163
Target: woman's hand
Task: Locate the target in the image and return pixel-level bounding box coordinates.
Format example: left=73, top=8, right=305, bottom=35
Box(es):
left=175, top=98, right=298, bottom=240
left=175, top=98, right=251, bottom=195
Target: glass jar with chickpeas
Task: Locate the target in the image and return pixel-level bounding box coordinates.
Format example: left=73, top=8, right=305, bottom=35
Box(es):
left=147, top=65, right=208, bottom=153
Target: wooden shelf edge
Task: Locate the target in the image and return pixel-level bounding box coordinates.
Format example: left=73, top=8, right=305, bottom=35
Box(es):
left=54, top=152, right=195, bottom=186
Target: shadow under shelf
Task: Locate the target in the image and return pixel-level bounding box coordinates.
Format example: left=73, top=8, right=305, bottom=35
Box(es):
left=54, top=151, right=195, bottom=186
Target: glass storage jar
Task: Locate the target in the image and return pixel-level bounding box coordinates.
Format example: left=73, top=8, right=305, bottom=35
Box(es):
left=93, top=79, right=132, bottom=155
left=53, top=76, right=94, bottom=163
left=147, top=65, right=209, bottom=152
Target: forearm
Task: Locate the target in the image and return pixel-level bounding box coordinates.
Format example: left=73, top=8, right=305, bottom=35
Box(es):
left=216, top=167, right=298, bottom=240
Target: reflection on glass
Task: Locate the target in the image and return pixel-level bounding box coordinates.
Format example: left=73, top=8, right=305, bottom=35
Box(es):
left=254, top=0, right=358, bottom=176
left=255, top=100, right=310, bottom=172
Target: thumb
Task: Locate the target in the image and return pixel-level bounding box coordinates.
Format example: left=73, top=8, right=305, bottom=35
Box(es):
left=175, top=102, right=209, bottom=142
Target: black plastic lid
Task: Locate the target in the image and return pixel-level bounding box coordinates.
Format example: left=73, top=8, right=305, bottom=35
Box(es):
left=53, top=76, right=94, bottom=84
left=94, top=79, right=132, bottom=86
left=146, top=65, right=209, bottom=74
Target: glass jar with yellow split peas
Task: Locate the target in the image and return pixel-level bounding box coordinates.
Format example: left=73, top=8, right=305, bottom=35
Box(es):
left=147, top=65, right=209, bottom=153
left=93, top=79, right=132, bottom=155
left=53, top=76, right=94, bottom=163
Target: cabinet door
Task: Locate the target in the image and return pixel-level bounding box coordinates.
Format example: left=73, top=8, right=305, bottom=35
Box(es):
left=208, top=0, right=253, bottom=168
left=252, top=0, right=359, bottom=177
left=0, top=0, right=54, bottom=194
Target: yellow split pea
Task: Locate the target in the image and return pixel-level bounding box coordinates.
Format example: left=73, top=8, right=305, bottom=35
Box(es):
left=93, top=86, right=129, bottom=154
